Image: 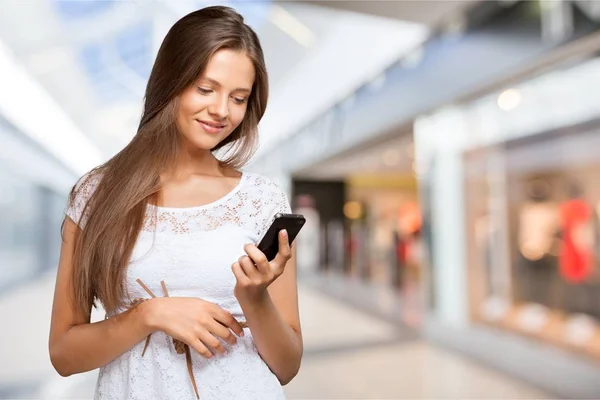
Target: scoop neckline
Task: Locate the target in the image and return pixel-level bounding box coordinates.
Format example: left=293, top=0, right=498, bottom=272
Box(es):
left=150, top=170, right=247, bottom=212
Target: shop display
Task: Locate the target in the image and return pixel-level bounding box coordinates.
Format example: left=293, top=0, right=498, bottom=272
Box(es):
left=465, top=124, right=600, bottom=359
left=558, top=182, right=594, bottom=284
left=515, top=178, right=560, bottom=308
left=342, top=177, right=423, bottom=326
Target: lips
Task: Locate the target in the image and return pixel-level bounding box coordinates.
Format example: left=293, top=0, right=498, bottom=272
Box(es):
left=196, top=120, right=226, bottom=134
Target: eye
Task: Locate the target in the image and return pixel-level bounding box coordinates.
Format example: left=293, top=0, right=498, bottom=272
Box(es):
left=197, top=87, right=212, bottom=95
left=232, top=97, right=247, bottom=105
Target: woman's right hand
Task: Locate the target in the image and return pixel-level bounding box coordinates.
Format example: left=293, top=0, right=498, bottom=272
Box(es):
left=145, top=297, right=244, bottom=358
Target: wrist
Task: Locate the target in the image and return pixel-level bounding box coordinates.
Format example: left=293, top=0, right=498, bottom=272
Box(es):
left=239, top=289, right=271, bottom=311
left=138, top=297, right=163, bottom=334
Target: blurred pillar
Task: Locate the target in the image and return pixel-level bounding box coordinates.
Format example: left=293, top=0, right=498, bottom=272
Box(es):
left=414, top=107, right=469, bottom=328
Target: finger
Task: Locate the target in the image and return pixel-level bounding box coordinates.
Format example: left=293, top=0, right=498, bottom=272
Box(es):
left=244, top=243, right=270, bottom=274
left=186, top=335, right=213, bottom=359
left=272, top=229, right=292, bottom=267
left=238, top=255, right=260, bottom=280
left=198, top=330, right=227, bottom=355
left=212, top=300, right=245, bottom=337
left=232, top=262, right=250, bottom=287
left=209, top=320, right=238, bottom=345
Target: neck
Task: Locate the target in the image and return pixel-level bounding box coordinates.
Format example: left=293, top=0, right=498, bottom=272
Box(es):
left=169, top=141, right=224, bottom=179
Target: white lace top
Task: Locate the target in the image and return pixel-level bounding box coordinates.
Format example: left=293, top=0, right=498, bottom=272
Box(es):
left=66, top=170, right=290, bottom=400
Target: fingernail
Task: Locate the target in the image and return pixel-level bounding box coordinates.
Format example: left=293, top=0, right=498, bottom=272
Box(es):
left=281, top=229, right=287, bottom=238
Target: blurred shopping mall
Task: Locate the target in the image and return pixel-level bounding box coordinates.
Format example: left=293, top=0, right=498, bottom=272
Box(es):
left=2, top=0, right=600, bottom=398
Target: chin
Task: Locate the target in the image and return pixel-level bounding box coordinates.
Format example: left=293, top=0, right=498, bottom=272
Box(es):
left=188, top=132, right=231, bottom=151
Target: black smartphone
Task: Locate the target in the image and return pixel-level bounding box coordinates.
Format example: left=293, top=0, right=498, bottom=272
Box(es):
left=257, top=213, right=306, bottom=261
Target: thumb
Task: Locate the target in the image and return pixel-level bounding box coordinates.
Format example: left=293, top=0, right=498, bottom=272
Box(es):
left=273, top=229, right=291, bottom=266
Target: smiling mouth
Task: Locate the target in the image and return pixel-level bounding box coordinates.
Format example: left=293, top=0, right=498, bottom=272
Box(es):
left=196, top=120, right=226, bottom=134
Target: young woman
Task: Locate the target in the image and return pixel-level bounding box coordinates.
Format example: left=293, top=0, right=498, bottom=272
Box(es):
left=48, top=6, right=302, bottom=400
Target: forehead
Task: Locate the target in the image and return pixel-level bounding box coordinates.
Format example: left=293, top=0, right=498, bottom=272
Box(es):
left=202, top=49, right=255, bottom=89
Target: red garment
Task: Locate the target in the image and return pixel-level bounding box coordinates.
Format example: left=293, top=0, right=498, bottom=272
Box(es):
left=559, top=199, right=593, bottom=283
left=396, top=240, right=408, bottom=264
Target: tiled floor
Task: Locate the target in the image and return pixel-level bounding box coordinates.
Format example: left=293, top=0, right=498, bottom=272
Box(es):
left=285, top=286, right=548, bottom=400
left=0, top=274, right=550, bottom=399
left=287, top=340, right=549, bottom=399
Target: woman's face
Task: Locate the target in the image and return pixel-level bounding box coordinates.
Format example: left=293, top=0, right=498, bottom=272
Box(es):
left=176, top=49, right=255, bottom=152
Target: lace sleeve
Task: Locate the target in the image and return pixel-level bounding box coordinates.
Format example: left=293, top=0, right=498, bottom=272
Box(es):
left=257, top=181, right=292, bottom=240
left=65, top=171, right=101, bottom=228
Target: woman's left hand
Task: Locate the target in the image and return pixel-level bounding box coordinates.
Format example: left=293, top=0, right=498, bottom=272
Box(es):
left=232, top=229, right=292, bottom=304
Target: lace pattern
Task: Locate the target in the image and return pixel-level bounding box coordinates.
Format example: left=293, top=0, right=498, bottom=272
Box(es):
left=65, top=171, right=102, bottom=228
left=66, top=171, right=291, bottom=238
left=65, top=170, right=291, bottom=399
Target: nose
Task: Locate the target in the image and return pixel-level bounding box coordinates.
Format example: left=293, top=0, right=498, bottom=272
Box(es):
left=207, top=94, right=229, bottom=120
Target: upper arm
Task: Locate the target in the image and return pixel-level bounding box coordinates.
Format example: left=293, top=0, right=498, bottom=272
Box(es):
left=50, top=170, right=102, bottom=344
left=50, top=172, right=100, bottom=350
left=49, top=217, right=90, bottom=351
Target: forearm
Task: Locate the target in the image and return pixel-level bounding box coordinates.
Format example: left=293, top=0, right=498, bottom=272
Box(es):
left=50, top=300, right=156, bottom=377
left=240, top=293, right=303, bottom=385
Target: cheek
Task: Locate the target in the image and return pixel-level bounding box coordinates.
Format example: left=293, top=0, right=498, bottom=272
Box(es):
left=180, top=90, right=211, bottom=115
left=176, top=93, right=203, bottom=132
left=183, top=92, right=207, bottom=114
left=231, top=106, right=248, bottom=127
left=175, top=109, right=195, bottom=140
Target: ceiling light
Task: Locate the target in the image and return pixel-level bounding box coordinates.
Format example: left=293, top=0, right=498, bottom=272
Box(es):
left=344, top=201, right=363, bottom=220
left=269, top=5, right=315, bottom=48
left=497, top=88, right=522, bottom=111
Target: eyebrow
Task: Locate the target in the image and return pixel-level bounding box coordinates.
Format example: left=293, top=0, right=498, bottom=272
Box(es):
left=201, top=77, right=252, bottom=94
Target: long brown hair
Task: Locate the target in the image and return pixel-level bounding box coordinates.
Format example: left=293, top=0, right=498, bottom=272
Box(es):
left=67, top=6, right=269, bottom=316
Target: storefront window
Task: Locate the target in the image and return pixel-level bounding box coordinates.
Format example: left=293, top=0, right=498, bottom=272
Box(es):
left=466, top=123, right=600, bottom=359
